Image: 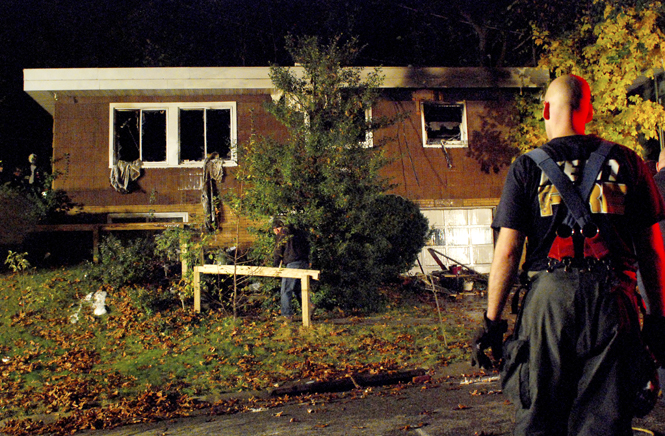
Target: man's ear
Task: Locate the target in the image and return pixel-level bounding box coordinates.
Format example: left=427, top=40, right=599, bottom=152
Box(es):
left=586, top=105, right=594, bottom=123
left=543, top=101, right=550, bottom=120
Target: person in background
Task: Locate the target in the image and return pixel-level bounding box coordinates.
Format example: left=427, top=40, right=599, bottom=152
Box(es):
left=272, top=217, right=310, bottom=319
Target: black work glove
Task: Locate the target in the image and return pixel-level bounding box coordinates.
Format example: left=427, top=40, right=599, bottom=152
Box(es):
left=471, top=312, right=508, bottom=370
left=642, top=314, right=665, bottom=367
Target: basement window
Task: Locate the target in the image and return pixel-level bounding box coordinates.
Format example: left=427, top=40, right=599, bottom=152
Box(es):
left=107, top=212, right=189, bottom=224
left=110, top=102, right=237, bottom=168
left=414, top=208, right=494, bottom=275
left=421, top=102, right=467, bottom=148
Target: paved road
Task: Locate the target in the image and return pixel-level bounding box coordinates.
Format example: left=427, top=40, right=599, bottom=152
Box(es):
left=79, top=362, right=665, bottom=436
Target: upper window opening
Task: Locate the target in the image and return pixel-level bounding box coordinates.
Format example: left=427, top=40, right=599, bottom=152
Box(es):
left=179, top=108, right=232, bottom=162
left=142, top=110, right=167, bottom=162
left=110, top=102, right=237, bottom=169
left=421, top=102, right=467, bottom=148
left=354, top=107, right=373, bottom=148
left=114, top=109, right=167, bottom=163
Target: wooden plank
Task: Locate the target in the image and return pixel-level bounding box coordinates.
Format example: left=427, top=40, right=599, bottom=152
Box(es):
left=196, top=264, right=320, bottom=280
left=92, top=227, right=100, bottom=264
left=75, top=204, right=203, bottom=215
left=301, top=276, right=311, bottom=328
left=193, top=267, right=201, bottom=313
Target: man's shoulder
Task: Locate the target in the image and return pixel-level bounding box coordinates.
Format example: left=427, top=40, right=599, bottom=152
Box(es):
left=541, top=135, right=641, bottom=160
left=654, top=170, right=665, bottom=186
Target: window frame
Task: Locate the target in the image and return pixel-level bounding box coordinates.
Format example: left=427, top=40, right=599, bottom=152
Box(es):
left=414, top=207, right=495, bottom=275
left=420, top=101, right=468, bottom=148
left=107, top=212, right=189, bottom=224
left=359, top=107, right=373, bottom=148
left=109, top=102, right=237, bottom=169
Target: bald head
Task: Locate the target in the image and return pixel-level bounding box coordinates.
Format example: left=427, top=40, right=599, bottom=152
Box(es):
left=543, top=75, right=594, bottom=139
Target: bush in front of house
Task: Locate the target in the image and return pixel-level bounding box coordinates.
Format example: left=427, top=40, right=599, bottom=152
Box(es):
left=360, top=194, right=430, bottom=284
left=86, top=234, right=160, bottom=288
left=84, top=234, right=181, bottom=314
left=0, top=184, right=40, bottom=247
left=311, top=194, right=429, bottom=313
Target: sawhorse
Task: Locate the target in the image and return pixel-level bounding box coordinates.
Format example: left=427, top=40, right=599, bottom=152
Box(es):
left=192, top=265, right=321, bottom=327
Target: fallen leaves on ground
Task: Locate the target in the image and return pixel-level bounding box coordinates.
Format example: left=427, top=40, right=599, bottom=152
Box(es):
left=0, top=267, right=483, bottom=435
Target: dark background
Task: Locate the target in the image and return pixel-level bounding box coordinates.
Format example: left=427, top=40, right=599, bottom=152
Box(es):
left=0, top=0, right=600, bottom=176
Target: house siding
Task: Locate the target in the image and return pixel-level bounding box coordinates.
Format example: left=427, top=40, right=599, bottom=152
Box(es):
left=51, top=94, right=286, bottom=212
left=52, top=92, right=509, bottom=212
left=28, top=67, right=541, bottom=265
left=375, top=97, right=509, bottom=204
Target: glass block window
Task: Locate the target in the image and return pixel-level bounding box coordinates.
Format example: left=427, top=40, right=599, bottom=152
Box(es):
left=415, top=208, right=495, bottom=274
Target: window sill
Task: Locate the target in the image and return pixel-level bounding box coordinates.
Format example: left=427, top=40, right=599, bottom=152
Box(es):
left=423, top=141, right=468, bottom=148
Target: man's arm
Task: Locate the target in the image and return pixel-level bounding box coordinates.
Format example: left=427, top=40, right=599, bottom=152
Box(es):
left=273, top=233, right=285, bottom=267
left=635, top=222, right=665, bottom=317
left=487, top=227, right=526, bottom=321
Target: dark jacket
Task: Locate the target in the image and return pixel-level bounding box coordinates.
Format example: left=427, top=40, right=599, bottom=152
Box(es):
left=273, top=226, right=310, bottom=267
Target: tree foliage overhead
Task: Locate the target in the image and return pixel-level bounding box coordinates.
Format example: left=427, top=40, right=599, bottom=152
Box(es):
left=512, top=0, right=665, bottom=155
left=234, top=36, right=428, bottom=312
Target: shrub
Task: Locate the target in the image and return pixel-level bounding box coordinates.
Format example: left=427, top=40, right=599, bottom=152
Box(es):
left=0, top=185, right=40, bottom=246
left=86, top=234, right=161, bottom=288
left=312, top=195, right=429, bottom=313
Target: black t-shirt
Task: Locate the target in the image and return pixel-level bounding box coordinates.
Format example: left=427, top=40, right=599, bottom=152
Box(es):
left=493, top=135, right=665, bottom=271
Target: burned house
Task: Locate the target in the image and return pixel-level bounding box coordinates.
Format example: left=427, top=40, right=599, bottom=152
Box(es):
left=23, top=67, right=547, bottom=273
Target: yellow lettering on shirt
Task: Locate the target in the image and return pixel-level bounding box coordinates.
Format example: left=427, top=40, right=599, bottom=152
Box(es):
left=537, top=159, right=626, bottom=217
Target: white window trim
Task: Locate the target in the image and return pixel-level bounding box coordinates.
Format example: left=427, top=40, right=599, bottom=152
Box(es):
left=361, top=107, right=373, bottom=148
left=109, top=102, right=237, bottom=169
left=421, top=101, right=468, bottom=148
left=107, top=212, right=189, bottom=223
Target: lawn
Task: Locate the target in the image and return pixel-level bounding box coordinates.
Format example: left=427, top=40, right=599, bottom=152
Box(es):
left=0, top=265, right=482, bottom=435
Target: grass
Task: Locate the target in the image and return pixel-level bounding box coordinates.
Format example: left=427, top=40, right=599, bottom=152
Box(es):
left=0, top=264, right=483, bottom=435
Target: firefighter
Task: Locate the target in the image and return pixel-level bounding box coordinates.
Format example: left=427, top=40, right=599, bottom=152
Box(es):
left=474, top=75, right=665, bottom=435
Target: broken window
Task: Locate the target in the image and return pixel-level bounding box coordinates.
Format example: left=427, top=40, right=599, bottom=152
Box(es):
left=113, top=109, right=167, bottom=163
left=421, top=102, right=467, bottom=147
left=179, top=108, right=232, bottom=162
left=110, top=102, right=237, bottom=168
left=142, top=110, right=167, bottom=162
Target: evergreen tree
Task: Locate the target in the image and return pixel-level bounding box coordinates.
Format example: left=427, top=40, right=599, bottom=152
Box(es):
left=234, top=36, right=428, bottom=312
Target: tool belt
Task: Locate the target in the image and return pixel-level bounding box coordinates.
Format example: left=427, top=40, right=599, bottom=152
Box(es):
left=546, top=222, right=612, bottom=272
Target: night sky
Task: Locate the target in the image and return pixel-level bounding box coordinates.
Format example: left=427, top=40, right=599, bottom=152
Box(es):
left=0, top=0, right=537, bottom=173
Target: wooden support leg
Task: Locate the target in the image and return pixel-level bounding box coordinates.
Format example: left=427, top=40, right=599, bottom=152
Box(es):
left=92, top=227, right=100, bottom=264
left=193, top=266, right=201, bottom=313
left=301, top=275, right=311, bottom=328
left=180, top=238, right=188, bottom=277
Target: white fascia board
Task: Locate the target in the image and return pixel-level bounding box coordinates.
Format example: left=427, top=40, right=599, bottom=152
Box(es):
left=24, top=66, right=549, bottom=116
left=25, top=66, right=549, bottom=92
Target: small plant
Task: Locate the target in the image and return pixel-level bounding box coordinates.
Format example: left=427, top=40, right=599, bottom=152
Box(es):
left=154, top=227, right=210, bottom=282
left=5, top=250, right=30, bottom=272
